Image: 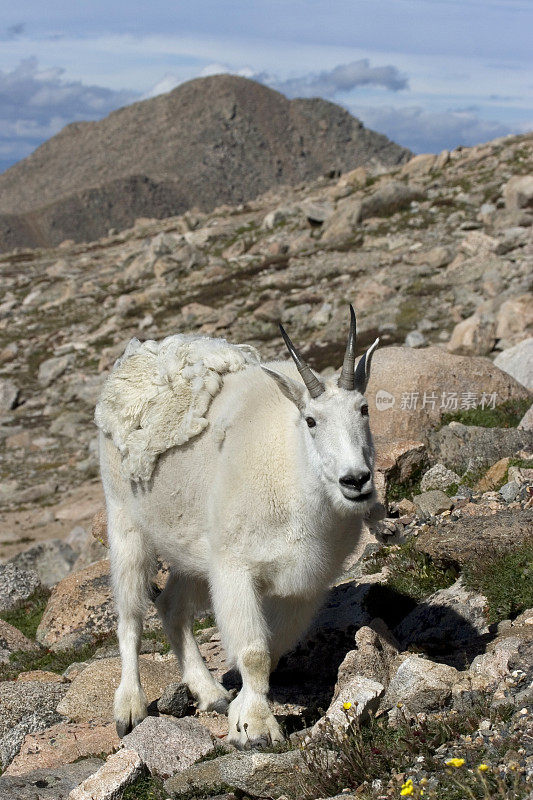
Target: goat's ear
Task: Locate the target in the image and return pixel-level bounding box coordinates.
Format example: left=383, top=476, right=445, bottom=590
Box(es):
left=262, top=366, right=307, bottom=411
left=354, top=338, right=380, bottom=394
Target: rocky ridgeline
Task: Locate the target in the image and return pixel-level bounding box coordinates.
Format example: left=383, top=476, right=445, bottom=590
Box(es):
left=0, top=132, right=532, bottom=798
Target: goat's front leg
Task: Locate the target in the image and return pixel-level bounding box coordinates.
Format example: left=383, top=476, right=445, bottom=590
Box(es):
left=210, top=563, right=283, bottom=748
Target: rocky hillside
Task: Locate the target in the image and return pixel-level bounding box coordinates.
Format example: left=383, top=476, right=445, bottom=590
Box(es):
left=0, top=130, right=531, bottom=527
left=0, top=131, right=532, bottom=799
left=0, top=75, right=410, bottom=251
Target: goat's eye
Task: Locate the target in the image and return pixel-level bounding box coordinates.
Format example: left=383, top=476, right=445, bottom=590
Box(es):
left=306, top=416, right=316, bottom=428
left=361, top=405, right=369, bottom=417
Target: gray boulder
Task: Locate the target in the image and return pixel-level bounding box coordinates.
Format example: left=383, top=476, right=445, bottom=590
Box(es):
left=8, top=540, right=77, bottom=588
left=503, top=175, right=533, bottom=211
left=494, top=337, right=533, bottom=390
left=0, top=379, right=18, bottom=413
left=427, top=421, right=533, bottom=473
left=413, top=508, right=533, bottom=567
left=0, top=710, right=64, bottom=769
left=122, top=717, right=215, bottom=778
left=412, top=490, right=453, bottom=516
left=164, top=749, right=305, bottom=799
left=499, top=480, right=520, bottom=501
left=404, top=330, right=426, bottom=348
left=0, top=681, right=68, bottom=741
left=0, top=758, right=104, bottom=800
left=37, top=355, right=73, bottom=387
left=383, top=654, right=459, bottom=715
left=0, top=562, right=41, bottom=613
left=157, top=682, right=190, bottom=717
left=420, top=464, right=461, bottom=492
left=321, top=197, right=362, bottom=242
left=360, top=180, right=423, bottom=218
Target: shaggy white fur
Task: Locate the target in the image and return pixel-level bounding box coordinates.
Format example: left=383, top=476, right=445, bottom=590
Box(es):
left=94, top=334, right=260, bottom=481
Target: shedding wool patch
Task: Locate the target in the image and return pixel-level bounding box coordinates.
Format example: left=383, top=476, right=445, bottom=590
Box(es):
left=95, top=334, right=260, bottom=482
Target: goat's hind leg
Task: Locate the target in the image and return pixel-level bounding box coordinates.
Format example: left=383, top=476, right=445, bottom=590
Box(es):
left=156, top=572, right=231, bottom=712
left=109, top=506, right=155, bottom=738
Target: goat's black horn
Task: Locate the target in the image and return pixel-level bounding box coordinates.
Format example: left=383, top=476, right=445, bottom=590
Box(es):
left=279, top=323, right=325, bottom=399
left=338, top=304, right=357, bottom=390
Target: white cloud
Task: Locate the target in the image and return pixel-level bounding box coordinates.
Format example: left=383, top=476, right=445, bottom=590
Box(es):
left=142, top=62, right=256, bottom=99
left=352, top=104, right=512, bottom=153
left=266, top=59, right=408, bottom=97
left=0, top=57, right=137, bottom=172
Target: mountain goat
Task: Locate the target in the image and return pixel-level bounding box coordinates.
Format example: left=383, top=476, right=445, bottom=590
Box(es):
left=97, top=306, right=379, bottom=746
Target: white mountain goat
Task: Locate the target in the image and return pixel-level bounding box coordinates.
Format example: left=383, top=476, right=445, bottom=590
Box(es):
left=96, top=306, right=379, bottom=746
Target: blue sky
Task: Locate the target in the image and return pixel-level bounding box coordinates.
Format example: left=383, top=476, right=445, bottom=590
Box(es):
left=1, top=0, right=532, bottom=173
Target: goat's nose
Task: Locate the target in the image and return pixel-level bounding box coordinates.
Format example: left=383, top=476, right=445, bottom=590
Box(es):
left=339, top=471, right=371, bottom=491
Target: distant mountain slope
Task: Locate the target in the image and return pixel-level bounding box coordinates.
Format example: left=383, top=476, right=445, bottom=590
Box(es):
left=0, top=74, right=411, bottom=250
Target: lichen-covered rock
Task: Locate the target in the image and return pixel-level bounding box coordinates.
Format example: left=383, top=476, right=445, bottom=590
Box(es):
left=0, top=711, right=65, bottom=770
left=413, top=508, right=533, bottom=567
left=0, top=680, right=69, bottom=767
left=420, top=464, right=461, bottom=492
left=164, top=749, right=305, bottom=799
left=36, top=560, right=115, bottom=650
left=4, top=721, right=120, bottom=776
left=313, top=675, right=384, bottom=736
left=122, top=716, right=215, bottom=778
left=36, top=558, right=162, bottom=651
left=428, top=421, right=533, bottom=473
left=68, top=749, right=145, bottom=800
left=0, top=758, right=105, bottom=800
left=57, top=653, right=180, bottom=723
left=0, top=562, right=41, bottom=613
left=0, top=619, right=40, bottom=664
left=383, top=655, right=459, bottom=715
left=474, top=457, right=511, bottom=491
left=91, top=508, right=108, bottom=547
left=367, top=346, right=530, bottom=447
left=412, top=489, right=453, bottom=516
left=0, top=681, right=68, bottom=740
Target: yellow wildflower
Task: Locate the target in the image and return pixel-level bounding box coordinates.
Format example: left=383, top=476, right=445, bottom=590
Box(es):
left=342, top=701, right=352, bottom=710
left=445, top=758, right=465, bottom=768
left=400, top=785, right=413, bottom=796
left=477, top=764, right=489, bottom=772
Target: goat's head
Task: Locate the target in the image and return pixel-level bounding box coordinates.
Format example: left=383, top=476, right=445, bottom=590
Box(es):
left=263, top=305, right=379, bottom=513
